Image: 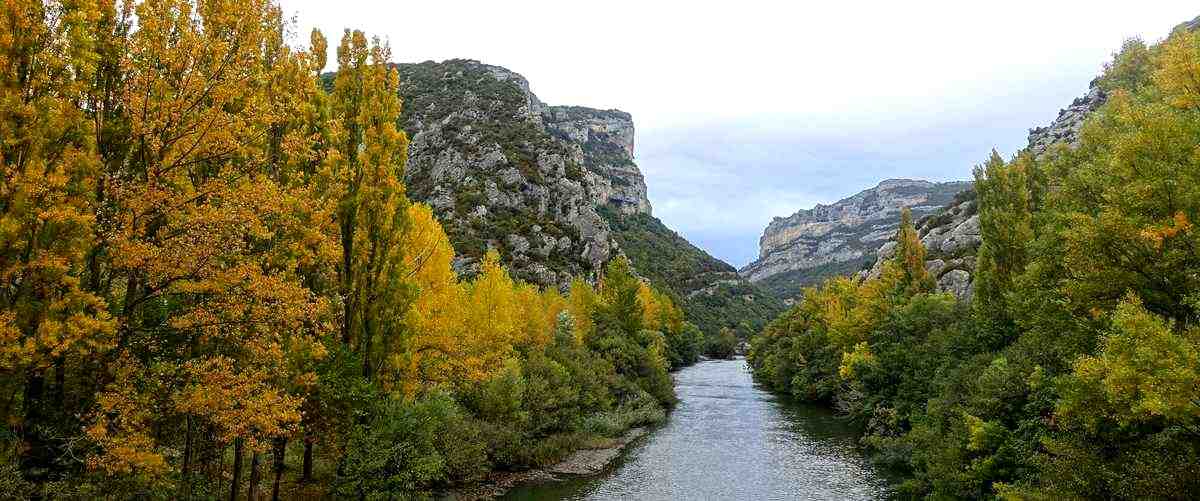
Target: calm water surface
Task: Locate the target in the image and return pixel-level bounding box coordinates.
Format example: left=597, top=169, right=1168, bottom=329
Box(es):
left=502, top=358, right=896, bottom=500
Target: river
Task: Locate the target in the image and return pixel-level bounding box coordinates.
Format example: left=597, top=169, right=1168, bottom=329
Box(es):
left=502, top=358, right=896, bottom=500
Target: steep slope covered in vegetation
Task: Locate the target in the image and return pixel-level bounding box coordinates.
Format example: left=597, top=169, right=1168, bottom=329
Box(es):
left=750, top=18, right=1200, bottom=500
left=600, top=209, right=786, bottom=337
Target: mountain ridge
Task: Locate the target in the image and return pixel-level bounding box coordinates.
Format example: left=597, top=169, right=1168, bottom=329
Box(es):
left=741, top=178, right=971, bottom=300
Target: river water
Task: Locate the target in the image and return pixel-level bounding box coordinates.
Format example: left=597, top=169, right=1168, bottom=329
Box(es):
left=502, top=358, right=896, bottom=500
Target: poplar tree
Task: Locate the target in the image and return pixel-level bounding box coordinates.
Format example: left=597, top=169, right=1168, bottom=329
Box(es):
left=893, top=207, right=935, bottom=296
left=0, top=0, right=116, bottom=476
left=973, top=150, right=1035, bottom=331
left=327, top=31, right=412, bottom=379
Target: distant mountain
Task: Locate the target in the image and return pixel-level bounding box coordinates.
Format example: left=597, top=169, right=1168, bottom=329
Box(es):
left=393, top=59, right=783, bottom=335
left=741, top=179, right=971, bottom=301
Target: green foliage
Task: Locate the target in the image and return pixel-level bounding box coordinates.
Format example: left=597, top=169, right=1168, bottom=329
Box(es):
left=749, top=24, right=1200, bottom=500
left=1099, top=38, right=1154, bottom=93
left=599, top=208, right=785, bottom=337
left=327, top=256, right=680, bottom=492
left=973, top=150, right=1039, bottom=333
left=705, top=328, right=739, bottom=359
left=895, top=207, right=936, bottom=296
left=336, top=394, right=487, bottom=498
left=665, top=323, right=706, bottom=369
left=580, top=389, right=668, bottom=437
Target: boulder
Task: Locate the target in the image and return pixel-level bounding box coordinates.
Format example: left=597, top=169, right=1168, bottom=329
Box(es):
left=937, top=269, right=973, bottom=303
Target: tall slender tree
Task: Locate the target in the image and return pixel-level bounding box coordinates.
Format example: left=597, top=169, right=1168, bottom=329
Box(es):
left=327, top=30, right=412, bottom=379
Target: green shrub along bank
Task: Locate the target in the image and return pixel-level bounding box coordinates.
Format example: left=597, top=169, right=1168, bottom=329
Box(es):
left=705, top=328, right=740, bottom=360
left=750, top=27, right=1200, bottom=500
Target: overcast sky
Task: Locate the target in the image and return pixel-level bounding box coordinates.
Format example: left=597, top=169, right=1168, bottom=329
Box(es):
left=280, top=0, right=1198, bottom=267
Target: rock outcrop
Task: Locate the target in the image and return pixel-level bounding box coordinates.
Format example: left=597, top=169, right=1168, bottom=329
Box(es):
left=862, top=192, right=980, bottom=302
left=1027, top=83, right=1106, bottom=156
left=740, top=179, right=970, bottom=300
left=396, top=59, right=652, bottom=286
left=544, top=107, right=651, bottom=215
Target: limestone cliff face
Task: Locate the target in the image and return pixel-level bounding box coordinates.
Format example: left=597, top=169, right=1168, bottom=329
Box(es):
left=395, top=59, right=651, bottom=286
left=740, top=179, right=970, bottom=299
left=543, top=106, right=651, bottom=215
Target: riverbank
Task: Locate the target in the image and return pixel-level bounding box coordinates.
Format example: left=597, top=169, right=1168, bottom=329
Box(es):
left=440, top=427, right=649, bottom=500
left=501, top=358, right=894, bottom=499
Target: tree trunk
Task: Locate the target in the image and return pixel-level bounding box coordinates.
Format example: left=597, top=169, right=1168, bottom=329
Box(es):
left=301, top=437, right=313, bottom=483
left=341, top=290, right=354, bottom=346
left=181, top=415, right=194, bottom=499
left=340, top=214, right=356, bottom=347
left=271, top=438, right=286, bottom=501
left=216, top=443, right=226, bottom=501
left=247, top=452, right=261, bottom=501
left=20, top=370, right=47, bottom=480
left=52, top=357, right=65, bottom=411
left=361, top=314, right=373, bottom=379
left=229, top=438, right=244, bottom=501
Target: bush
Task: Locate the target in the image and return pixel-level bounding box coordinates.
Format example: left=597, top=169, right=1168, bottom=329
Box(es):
left=664, top=323, right=705, bottom=369
left=705, top=328, right=739, bottom=359
left=335, top=393, right=488, bottom=497
left=522, top=354, right=581, bottom=435
left=580, top=388, right=667, bottom=437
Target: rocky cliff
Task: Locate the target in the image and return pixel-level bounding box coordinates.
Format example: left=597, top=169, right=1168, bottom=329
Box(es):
left=741, top=179, right=970, bottom=300
left=396, top=59, right=782, bottom=335
left=1026, top=83, right=1106, bottom=156
left=862, top=190, right=981, bottom=301
left=544, top=106, right=651, bottom=215
left=396, top=59, right=652, bottom=286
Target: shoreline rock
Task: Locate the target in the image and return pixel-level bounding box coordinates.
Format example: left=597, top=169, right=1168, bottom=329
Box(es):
left=546, top=427, right=647, bottom=476
left=440, top=427, right=648, bottom=500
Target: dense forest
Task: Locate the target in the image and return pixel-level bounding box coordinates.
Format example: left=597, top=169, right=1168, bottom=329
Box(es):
left=749, top=25, right=1200, bottom=499
left=0, top=0, right=713, bottom=498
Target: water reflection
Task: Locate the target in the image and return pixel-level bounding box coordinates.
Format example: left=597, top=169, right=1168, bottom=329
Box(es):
left=502, top=358, right=894, bottom=500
